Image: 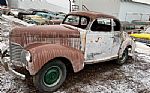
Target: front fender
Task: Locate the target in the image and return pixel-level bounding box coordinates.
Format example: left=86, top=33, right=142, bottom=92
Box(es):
left=26, top=44, right=84, bottom=75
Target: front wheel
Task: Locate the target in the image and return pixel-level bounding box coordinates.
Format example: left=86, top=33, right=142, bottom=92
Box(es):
left=116, top=48, right=128, bottom=65
left=33, top=59, right=67, bottom=92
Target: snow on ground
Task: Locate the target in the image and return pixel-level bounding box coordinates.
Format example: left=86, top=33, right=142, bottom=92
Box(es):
left=0, top=41, right=150, bottom=93
left=55, top=42, right=150, bottom=93
left=1, top=15, right=150, bottom=93
left=2, top=15, right=35, bottom=27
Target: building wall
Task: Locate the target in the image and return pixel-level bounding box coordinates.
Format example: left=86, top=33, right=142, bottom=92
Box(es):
left=7, top=0, right=69, bottom=13
left=119, top=2, right=150, bottom=22
left=7, top=0, right=18, bottom=8
left=74, top=0, right=121, bottom=17
left=74, top=0, right=150, bottom=22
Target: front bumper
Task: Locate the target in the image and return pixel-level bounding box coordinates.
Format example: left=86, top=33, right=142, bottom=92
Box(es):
left=1, top=56, right=26, bottom=80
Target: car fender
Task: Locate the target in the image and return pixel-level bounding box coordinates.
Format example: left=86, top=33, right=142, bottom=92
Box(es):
left=118, top=38, right=135, bottom=58
left=26, top=44, right=84, bottom=75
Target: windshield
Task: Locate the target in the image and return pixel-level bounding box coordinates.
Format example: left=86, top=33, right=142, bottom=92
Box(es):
left=62, top=15, right=90, bottom=29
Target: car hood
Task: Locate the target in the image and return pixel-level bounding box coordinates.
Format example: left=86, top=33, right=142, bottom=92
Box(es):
left=10, top=25, right=80, bottom=48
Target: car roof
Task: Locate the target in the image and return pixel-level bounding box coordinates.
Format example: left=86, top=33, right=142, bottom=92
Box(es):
left=68, top=11, right=117, bottom=20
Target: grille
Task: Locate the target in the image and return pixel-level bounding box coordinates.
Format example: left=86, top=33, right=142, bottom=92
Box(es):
left=10, top=42, right=23, bottom=62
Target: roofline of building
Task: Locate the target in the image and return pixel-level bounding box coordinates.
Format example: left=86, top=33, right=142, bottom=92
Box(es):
left=132, top=1, right=150, bottom=6
left=121, top=0, right=150, bottom=6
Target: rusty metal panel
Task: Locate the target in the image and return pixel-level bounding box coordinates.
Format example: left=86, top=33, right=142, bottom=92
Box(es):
left=27, top=44, right=84, bottom=75
left=10, top=25, right=80, bottom=50
left=10, top=25, right=84, bottom=75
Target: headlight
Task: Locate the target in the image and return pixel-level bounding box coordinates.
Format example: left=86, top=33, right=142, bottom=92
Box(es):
left=21, top=50, right=32, bottom=66
left=25, top=51, right=31, bottom=62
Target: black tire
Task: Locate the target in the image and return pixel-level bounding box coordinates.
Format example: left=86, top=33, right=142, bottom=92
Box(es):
left=116, top=48, right=128, bottom=65
left=33, top=59, right=66, bottom=92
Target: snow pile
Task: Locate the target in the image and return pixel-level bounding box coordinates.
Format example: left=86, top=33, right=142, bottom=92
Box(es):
left=135, top=42, right=150, bottom=62
left=2, top=15, right=35, bottom=27
left=0, top=67, right=29, bottom=93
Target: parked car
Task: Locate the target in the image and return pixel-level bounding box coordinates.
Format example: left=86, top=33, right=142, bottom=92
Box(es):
left=23, top=14, right=49, bottom=25
left=121, top=21, right=140, bottom=34
left=18, top=9, right=49, bottom=20
left=2, top=11, right=135, bottom=92
left=9, top=8, right=25, bottom=18
left=35, top=12, right=56, bottom=20
left=131, top=20, right=150, bottom=30
left=130, top=27, right=150, bottom=44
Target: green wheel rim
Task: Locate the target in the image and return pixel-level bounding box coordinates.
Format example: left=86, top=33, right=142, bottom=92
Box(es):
left=43, top=66, right=62, bottom=87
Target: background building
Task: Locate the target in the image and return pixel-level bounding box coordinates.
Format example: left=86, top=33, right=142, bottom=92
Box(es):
left=73, top=0, right=150, bottom=22
left=7, top=0, right=69, bottom=13
left=73, top=0, right=120, bottom=17
left=119, top=0, right=150, bottom=22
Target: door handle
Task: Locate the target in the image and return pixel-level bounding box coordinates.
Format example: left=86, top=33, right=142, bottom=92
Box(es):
left=95, top=37, right=102, bottom=42
left=110, top=37, right=115, bottom=38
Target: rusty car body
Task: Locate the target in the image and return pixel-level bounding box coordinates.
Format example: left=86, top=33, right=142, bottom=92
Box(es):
left=2, top=11, right=135, bottom=92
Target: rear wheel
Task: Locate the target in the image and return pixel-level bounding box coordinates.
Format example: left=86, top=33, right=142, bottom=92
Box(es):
left=33, top=59, right=66, bottom=92
left=116, top=48, right=128, bottom=65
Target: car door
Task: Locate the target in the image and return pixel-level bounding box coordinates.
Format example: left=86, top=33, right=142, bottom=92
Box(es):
left=84, top=18, right=115, bottom=63
left=111, top=19, right=122, bottom=57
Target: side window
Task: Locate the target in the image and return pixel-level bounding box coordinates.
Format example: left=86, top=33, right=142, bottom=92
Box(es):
left=113, top=19, right=121, bottom=31
left=91, top=18, right=111, bottom=31
left=81, top=17, right=88, bottom=25
left=64, top=15, right=79, bottom=25
left=80, top=17, right=90, bottom=29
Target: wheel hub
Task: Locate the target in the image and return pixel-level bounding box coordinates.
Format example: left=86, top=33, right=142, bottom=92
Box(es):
left=44, top=66, right=61, bottom=86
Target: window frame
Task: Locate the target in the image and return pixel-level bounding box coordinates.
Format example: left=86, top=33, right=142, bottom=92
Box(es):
left=113, top=19, right=121, bottom=31
left=90, top=18, right=113, bottom=32
left=62, top=14, right=90, bottom=29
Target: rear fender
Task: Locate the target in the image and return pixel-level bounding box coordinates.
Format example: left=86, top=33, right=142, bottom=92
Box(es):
left=119, top=39, right=135, bottom=58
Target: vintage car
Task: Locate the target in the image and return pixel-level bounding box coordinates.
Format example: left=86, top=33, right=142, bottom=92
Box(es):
left=35, top=12, right=56, bottom=20
left=2, top=11, right=135, bottom=92
left=35, top=12, right=65, bottom=25
left=23, top=15, right=49, bottom=25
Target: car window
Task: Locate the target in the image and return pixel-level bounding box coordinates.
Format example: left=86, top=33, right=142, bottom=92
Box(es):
left=91, top=18, right=111, bottom=31
left=81, top=17, right=88, bottom=25
left=64, top=15, right=79, bottom=25
left=63, top=15, right=90, bottom=29
left=113, top=19, right=121, bottom=31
